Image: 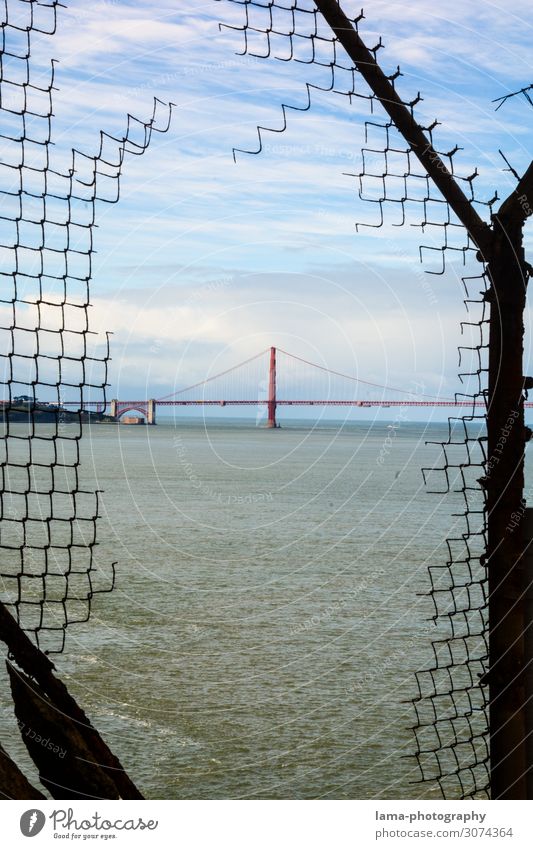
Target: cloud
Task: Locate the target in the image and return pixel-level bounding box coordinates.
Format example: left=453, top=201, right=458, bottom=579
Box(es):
left=7, top=0, right=531, bottom=404
left=82, top=265, right=465, bottom=402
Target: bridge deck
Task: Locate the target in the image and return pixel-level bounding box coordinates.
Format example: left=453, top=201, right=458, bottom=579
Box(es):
left=55, top=399, right=533, bottom=408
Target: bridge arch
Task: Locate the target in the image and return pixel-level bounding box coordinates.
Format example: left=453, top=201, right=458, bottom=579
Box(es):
left=110, top=398, right=156, bottom=424
left=110, top=399, right=156, bottom=424
left=115, top=404, right=148, bottom=420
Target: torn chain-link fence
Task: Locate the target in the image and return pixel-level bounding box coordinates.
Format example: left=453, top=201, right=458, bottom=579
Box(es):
left=0, top=0, right=171, bottom=654
left=215, top=0, right=494, bottom=798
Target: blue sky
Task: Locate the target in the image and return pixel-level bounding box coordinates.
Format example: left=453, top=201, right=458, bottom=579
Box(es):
left=25, top=0, right=533, bottom=412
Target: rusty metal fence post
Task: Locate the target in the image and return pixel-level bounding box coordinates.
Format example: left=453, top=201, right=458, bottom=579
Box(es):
left=485, top=205, right=529, bottom=798
left=522, top=509, right=533, bottom=798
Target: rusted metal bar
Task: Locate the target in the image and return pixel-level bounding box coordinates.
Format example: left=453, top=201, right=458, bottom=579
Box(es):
left=0, top=743, right=46, bottom=800
left=8, top=664, right=123, bottom=800
left=485, top=201, right=528, bottom=798
left=0, top=600, right=143, bottom=799
left=522, top=507, right=533, bottom=799
left=523, top=509, right=533, bottom=798
left=483, top=161, right=533, bottom=798
left=313, top=0, right=492, bottom=258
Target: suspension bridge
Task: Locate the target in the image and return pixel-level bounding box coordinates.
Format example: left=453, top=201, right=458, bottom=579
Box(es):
left=59, top=346, right=504, bottom=426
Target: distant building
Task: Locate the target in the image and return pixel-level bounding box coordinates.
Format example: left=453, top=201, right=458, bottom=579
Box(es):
left=121, top=416, right=145, bottom=425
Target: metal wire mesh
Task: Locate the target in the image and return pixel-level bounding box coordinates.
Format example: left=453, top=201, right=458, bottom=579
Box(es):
left=417, top=268, right=491, bottom=798
left=215, top=0, right=494, bottom=798
left=215, top=0, right=376, bottom=161
left=0, top=0, right=172, bottom=654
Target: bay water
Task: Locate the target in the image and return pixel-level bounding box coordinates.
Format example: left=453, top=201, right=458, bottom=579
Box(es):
left=1, top=417, right=482, bottom=799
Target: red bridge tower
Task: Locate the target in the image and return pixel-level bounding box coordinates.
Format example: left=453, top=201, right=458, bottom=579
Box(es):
left=267, top=346, right=277, bottom=428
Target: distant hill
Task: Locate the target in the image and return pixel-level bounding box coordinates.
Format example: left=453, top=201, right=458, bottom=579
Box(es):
left=0, top=401, right=115, bottom=424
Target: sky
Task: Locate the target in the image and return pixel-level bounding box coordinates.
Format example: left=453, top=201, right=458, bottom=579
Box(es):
left=21, top=0, right=533, bottom=416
